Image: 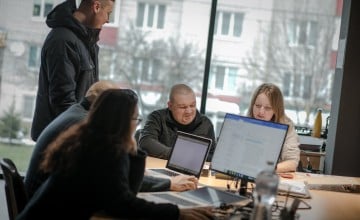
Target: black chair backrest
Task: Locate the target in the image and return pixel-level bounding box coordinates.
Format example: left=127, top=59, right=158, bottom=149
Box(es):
left=0, top=158, right=28, bottom=220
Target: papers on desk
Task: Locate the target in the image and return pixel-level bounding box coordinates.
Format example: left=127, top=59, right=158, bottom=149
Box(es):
left=278, top=179, right=311, bottom=198
left=298, top=136, right=324, bottom=152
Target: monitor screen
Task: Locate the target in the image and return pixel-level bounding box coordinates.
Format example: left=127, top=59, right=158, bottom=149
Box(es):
left=211, top=113, right=289, bottom=182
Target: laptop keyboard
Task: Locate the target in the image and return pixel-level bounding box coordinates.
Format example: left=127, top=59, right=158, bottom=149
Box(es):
left=153, top=193, right=199, bottom=206
left=152, top=169, right=180, bottom=177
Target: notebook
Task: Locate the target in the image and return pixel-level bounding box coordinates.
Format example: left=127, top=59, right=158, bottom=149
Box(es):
left=147, top=131, right=212, bottom=178
left=278, top=179, right=311, bottom=198
left=138, top=186, right=251, bottom=208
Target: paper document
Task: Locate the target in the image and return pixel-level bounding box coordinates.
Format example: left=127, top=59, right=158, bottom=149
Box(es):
left=278, top=179, right=311, bottom=198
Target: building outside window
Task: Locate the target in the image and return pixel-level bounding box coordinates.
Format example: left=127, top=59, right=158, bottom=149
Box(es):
left=287, top=19, right=318, bottom=47
left=211, top=65, right=238, bottom=92
left=136, top=2, right=166, bottom=29
left=214, top=11, right=244, bottom=37
left=28, top=45, right=41, bottom=69
left=22, top=95, right=35, bottom=119
left=283, top=72, right=313, bottom=100
left=134, top=58, right=161, bottom=83
left=32, top=0, right=54, bottom=18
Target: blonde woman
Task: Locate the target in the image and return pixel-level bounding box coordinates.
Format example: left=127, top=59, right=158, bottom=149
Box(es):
left=248, top=83, right=300, bottom=173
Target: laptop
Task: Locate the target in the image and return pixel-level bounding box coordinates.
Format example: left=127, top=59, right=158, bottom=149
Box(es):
left=138, top=186, right=251, bottom=208
left=146, top=131, right=212, bottom=179
left=140, top=113, right=288, bottom=208
left=211, top=113, right=289, bottom=183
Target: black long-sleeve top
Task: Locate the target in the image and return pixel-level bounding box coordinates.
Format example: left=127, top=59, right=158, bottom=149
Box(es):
left=17, top=150, right=179, bottom=220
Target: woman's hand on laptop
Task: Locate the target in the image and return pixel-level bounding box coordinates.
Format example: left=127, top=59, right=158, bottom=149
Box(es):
left=170, top=175, right=198, bottom=191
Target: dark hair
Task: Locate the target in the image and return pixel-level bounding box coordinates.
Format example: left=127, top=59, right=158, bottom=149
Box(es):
left=86, top=89, right=138, bottom=147
left=41, top=89, right=138, bottom=174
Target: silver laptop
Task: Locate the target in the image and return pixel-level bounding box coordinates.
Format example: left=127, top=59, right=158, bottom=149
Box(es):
left=147, top=131, right=212, bottom=179
left=138, top=186, right=251, bottom=208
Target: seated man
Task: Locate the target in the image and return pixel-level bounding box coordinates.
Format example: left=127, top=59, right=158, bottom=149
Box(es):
left=139, top=83, right=216, bottom=161
left=25, top=81, right=198, bottom=198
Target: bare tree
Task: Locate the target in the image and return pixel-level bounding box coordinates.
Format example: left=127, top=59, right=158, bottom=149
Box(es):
left=108, top=23, right=205, bottom=116
left=243, top=0, right=337, bottom=125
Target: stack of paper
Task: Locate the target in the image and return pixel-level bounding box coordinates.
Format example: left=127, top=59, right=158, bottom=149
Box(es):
left=278, top=179, right=311, bottom=198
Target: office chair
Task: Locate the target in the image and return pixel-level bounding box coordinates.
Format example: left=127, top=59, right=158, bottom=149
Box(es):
left=0, top=158, right=28, bottom=220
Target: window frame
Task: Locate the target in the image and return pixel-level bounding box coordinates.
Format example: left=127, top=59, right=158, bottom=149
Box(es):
left=28, top=45, right=41, bottom=70
left=211, top=65, right=239, bottom=92
left=31, top=0, right=54, bottom=21
left=214, top=10, right=245, bottom=39
left=136, top=2, right=167, bottom=30
left=287, top=19, right=318, bottom=47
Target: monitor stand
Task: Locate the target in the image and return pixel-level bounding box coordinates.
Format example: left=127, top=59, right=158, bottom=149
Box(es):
left=239, top=179, right=248, bottom=197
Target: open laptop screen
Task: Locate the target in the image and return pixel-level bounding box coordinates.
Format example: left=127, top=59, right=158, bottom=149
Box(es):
left=211, top=113, right=289, bottom=182
left=166, top=131, right=212, bottom=177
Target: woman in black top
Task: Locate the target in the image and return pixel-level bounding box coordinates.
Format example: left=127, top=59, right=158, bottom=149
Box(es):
left=18, top=89, right=213, bottom=220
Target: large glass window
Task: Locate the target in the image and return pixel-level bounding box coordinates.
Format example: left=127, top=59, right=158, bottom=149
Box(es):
left=0, top=0, right=343, bottom=173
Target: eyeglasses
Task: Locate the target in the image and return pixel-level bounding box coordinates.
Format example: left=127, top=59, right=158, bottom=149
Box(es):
left=132, top=118, right=143, bottom=125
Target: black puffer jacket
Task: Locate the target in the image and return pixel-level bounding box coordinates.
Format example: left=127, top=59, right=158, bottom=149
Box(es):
left=31, top=0, right=99, bottom=141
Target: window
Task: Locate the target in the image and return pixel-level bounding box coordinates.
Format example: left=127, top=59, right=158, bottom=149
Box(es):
left=215, top=11, right=244, bottom=37
left=283, top=73, right=291, bottom=96
left=0, top=0, right=343, bottom=173
left=28, top=45, right=41, bottom=69
left=211, top=65, right=238, bottom=91
left=293, top=74, right=301, bottom=97
left=134, top=58, right=161, bottom=82
left=22, top=95, right=35, bottom=119
left=32, top=0, right=54, bottom=18
left=287, top=19, right=318, bottom=47
left=282, top=73, right=313, bottom=99
left=105, top=0, right=121, bottom=26
left=303, top=75, right=312, bottom=99
left=136, top=2, right=166, bottom=29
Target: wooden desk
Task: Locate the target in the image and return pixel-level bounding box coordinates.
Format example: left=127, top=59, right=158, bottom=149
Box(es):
left=146, top=157, right=360, bottom=220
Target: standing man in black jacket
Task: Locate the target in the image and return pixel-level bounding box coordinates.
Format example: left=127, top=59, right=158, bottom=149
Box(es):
left=139, top=84, right=216, bottom=161
left=31, top=0, right=115, bottom=141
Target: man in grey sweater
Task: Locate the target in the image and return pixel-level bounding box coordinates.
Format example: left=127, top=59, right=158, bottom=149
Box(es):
left=139, top=84, right=216, bottom=162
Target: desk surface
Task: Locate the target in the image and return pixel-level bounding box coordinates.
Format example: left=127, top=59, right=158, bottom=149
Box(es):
left=146, top=157, right=360, bottom=220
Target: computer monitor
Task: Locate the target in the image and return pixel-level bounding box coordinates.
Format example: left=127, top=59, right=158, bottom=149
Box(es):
left=211, top=113, right=289, bottom=195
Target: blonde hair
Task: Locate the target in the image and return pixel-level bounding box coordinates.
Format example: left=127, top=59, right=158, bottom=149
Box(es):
left=247, top=83, right=287, bottom=123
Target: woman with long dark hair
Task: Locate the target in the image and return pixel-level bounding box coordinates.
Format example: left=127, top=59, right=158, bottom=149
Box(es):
left=18, top=89, right=213, bottom=220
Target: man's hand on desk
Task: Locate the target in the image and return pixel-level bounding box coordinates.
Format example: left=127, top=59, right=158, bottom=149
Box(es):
left=170, top=175, right=198, bottom=191
left=278, top=173, right=295, bottom=179
left=179, top=207, right=215, bottom=220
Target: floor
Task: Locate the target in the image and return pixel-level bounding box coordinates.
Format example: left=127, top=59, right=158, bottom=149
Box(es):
left=0, top=180, right=9, bottom=220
